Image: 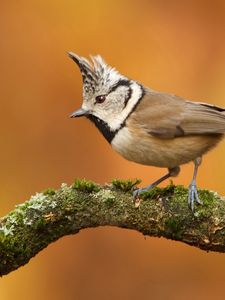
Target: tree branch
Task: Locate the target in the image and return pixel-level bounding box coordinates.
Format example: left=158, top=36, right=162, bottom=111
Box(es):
left=0, top=179, right=225, bottom=276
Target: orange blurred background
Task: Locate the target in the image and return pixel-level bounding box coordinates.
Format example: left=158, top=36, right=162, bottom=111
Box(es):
left=1, top=1, right=225, bottom=299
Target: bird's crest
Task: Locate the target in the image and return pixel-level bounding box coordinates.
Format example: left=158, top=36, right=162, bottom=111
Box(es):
left=68, top=52, right=126, bottom=97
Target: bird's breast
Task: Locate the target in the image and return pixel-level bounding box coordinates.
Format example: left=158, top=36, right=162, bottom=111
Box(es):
left=111, top=126, right=222, bottom=168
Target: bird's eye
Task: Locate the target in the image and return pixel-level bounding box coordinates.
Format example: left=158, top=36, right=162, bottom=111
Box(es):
left=95, top=95, right=106, bottom=104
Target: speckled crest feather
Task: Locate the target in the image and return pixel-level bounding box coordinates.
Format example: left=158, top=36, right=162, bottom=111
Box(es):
left=91, top=55, right=124, bottom=87
left=68, top=52, right=126, bottom=98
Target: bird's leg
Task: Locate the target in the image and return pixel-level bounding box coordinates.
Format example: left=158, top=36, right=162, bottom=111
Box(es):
left=133, top=166, right=180, bottom=199
left=188, top=157, right=202, bottom=211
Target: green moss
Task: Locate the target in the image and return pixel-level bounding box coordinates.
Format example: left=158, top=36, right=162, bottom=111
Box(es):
left=43, top=188, right=56, bottom=196
left=72, top=179, right=100, bottom=193
left=165, top=218, right=181, bottom=231
left=1, top=179, right=224, bottom=276
left=140, top=182, right=176, bottom=200
left=104, top=197, right=115, bottom=208
left=173, top=184, right=188, bottom=196
left=140, top=187, right=160, bottom=200
left=164, top=217, right=184, bottom=239
left=112, top=178, right=141, bottom=192
left=169, top=185, right=189, bottom=207
left=199, top=190, right=217, bottom=206
left=33, top=217, right=47, bottom=230
left=95, top=189, right=116, bottom=208
left=192, top=189, right=218, bottom=218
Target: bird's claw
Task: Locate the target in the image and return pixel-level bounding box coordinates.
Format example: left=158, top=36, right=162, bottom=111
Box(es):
left=133, top=188, right=141, bottom=199
left=188, top=183, right=202, bottom=211
left=133, top=187, right=149, bottom=199
left=133, top=188, right=144, bottom=208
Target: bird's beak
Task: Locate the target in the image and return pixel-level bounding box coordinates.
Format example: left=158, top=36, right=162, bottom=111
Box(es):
left=70, top=108, right=89, bottom=118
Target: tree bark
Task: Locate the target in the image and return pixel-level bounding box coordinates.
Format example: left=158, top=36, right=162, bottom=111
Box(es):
left=0, top=180, right=225, bottom=277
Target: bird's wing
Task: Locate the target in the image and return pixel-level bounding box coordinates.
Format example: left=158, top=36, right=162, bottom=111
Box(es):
left=132, top=90, right=225, bottom=139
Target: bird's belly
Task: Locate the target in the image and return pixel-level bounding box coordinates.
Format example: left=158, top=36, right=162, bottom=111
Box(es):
left=112, top=127, right=222, bottom=168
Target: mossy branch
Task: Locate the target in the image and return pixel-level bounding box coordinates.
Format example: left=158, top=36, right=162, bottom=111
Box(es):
left=1, top=179, right=225, bottom=277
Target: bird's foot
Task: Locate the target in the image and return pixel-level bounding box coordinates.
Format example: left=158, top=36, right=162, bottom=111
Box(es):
left=133, top=188, right=143, bottom=199
left=133, top=186, right=153, bottom=198
left=133, top=185, right=155, bottom=207
left=188, top=182, right=202, bottom=211
left=133, top=188, right=145, bottom=208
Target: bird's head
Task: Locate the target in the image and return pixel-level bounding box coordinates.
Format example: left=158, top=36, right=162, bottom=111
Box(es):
left=68, top=52, right=144, bottom=140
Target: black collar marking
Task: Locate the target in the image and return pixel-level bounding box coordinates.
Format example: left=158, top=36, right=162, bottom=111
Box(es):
left=87, top=84, right=145, bottom=144
left=87, top=115, right=116, bottom=143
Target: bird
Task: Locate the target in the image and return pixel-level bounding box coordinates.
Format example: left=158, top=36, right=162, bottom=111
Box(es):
left=68, top=51, right=225, bottom=210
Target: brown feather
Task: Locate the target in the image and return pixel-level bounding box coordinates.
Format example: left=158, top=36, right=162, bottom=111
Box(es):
left=132, top=90, right=225, bottom=138
left=112, top=90, right=224, bottom=168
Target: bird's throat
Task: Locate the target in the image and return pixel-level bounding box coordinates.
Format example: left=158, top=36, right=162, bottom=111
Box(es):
left=87, top=115, right=118, bottom=144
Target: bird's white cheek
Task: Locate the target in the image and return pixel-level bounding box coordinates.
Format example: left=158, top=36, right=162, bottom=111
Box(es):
left=107, top=82, right=143, bottom=131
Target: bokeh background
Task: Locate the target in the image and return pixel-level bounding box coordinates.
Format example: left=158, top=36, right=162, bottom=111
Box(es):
left=1, top=0, right=225, bottom=299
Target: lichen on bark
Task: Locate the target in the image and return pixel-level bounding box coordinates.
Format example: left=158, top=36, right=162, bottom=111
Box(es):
left=0, top=179, right=225, bottom=277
